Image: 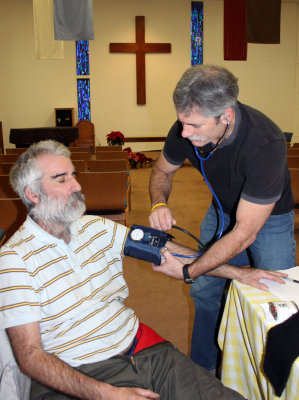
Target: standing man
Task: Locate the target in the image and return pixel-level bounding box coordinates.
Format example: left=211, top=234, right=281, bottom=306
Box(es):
left=149, top=65, right=295, bottom=373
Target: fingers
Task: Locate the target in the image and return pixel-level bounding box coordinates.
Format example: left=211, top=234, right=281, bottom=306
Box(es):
left=149, top=207, right=175, bottom=231
left=259, top=270, right=288, bottom=284
left=254, top=282, right=270, bottom=292
left=135, top=388, right=160, bottom=399
left=261, top=270, right=288, bottom=277
left=151, top=247, right=170, bottom=269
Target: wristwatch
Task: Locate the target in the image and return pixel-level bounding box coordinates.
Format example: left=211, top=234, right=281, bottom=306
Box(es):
left=182, top=264, right=195, bottom=284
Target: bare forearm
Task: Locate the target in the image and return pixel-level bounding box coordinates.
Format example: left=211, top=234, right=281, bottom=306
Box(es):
left=205, top=264, right=243, bottom=279
left=188, top=228, right=255, bottom=279
left=149, top=165, right=173, bottom=206
left=166, top=240, right=246, bottom=279
left=18, top=349, right=112, bottom=400
left=165, top=241, right=237, bottom=277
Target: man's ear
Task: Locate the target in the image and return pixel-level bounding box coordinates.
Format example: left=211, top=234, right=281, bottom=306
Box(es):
left=24, top=186, right=40, bottom=206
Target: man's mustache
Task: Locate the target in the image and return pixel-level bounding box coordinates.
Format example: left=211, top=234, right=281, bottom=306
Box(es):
left=70, top=191, right=85, bottom=203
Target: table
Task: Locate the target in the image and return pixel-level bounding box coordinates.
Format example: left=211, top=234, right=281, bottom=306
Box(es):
left=218, top=280, right=299, bottom=400
left=9, top=127, right=78, bottom=147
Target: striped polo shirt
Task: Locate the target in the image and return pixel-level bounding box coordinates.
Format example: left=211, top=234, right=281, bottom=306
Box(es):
left=0, top=215, right=139, bottom=367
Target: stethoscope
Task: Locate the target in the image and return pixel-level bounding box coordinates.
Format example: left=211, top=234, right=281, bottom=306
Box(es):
left=171, top=121, right=229, bottom=259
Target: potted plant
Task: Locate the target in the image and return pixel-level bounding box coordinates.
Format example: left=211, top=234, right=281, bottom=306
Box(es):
left=106, top=131, right=125, bottom=146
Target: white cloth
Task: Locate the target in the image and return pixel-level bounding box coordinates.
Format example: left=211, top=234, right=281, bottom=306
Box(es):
left=32, top=0, right=64, bottom=60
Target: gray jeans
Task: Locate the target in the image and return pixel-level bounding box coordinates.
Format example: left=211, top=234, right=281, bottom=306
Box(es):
left=30, top=342, right=245, bottom=400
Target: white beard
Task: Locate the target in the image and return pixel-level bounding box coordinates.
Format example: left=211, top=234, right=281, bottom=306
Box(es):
left=31, top=191, right=86, bottom=230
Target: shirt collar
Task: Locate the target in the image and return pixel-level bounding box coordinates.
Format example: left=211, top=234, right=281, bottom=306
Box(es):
left=24, top=215, right=79, bottom=245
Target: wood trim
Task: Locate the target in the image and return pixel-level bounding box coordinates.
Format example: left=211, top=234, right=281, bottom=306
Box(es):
left=124, top=137, right=166, bottom=142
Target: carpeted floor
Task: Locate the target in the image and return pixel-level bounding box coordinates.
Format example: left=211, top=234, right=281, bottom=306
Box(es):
left=123, top=164, right=299, bottom=356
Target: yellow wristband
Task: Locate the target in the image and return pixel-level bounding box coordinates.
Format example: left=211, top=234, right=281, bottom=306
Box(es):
left=151, top=203, right=168, bottom=212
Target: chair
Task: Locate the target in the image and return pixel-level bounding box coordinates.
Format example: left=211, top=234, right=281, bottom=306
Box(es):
left=287, top=156, right=299, bottom=169
left=72, top=160, right=87, bottom=173
left=0, top=198, right=27, bottom=241
left=95, top=145, right=123, bottom=152
left=0, top=175, right=18, bottom=198
left=70, top=152, right=91, bottom=161
left=0, top=154, right=19, bottom=163
left=78, top=171, right=129, bottom=225
left=292, top=143, right=299, bottom=148
left=5, top=148, right=27, bottom=155
left=75, top=120, right=95, bottom=152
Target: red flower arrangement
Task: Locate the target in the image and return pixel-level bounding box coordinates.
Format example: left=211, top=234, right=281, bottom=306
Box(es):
left=106, top=131, right=125, bottom=146
left=124, top=147, right=153, bottom=168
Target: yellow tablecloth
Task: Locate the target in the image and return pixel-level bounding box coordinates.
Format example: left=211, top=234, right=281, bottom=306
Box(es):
left=218, top=280, right=299, bottom=400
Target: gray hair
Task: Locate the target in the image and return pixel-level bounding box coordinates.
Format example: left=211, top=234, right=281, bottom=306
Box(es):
left=173, top=65, right=239, bottom=117
left=10, top=140, right=71, bottom=211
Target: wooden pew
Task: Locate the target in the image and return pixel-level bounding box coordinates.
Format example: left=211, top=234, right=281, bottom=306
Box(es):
left=5, top=148, right=27, bottom=155
left=68, top=147, right=90, bottom=153
left=87, top=159, right=131, bottom=210
left=78, top=171, right=129, bottom=225
left=95, top=151, right=129, bottom=164
left=287, top=156, right=299, bottom=169
left=87, top=159, right=128, bottom=172
left=0, top=198, right=27, bottom=242
left=70, top=152, right=91, bottom=161
left=72, top=160, right=87, bottom=173
left=288, top=148, right=299, bottom=156
left=0, top=154, right=19, bottom=163
left=95, top=145, right=123, bottom=152
left=290, top=168, right=299, bottom=214
left=0, top=175, right=18, bottom=198
left=0, top=163, right=14, bottom=174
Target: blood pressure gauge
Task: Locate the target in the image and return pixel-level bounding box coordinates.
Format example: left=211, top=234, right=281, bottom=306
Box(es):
left=130, top=228, right=145, bottom=241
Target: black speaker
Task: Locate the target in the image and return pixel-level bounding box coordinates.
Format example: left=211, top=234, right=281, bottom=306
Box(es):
left=55, top=108, right=74, bottom=127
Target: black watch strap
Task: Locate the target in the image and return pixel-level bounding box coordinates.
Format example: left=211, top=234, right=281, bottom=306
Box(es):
left=182, top=264, right=195, bottom=284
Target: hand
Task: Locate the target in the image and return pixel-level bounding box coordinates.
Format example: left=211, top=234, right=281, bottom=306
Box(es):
left=237, top=268, right=288, bottom=291
left=152, top=247, right=185, bottom=280
left=149, top=206, right=176, bottom=231
left=110, top=386, right=160, bottom=399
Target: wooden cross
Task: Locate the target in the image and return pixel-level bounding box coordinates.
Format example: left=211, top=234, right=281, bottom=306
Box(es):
left=109, top=16, right=171, bottom=105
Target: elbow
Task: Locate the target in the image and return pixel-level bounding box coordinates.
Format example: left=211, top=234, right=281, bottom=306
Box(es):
left=14, top=351, right=34, bottom=376
left=233, top=224, right=258, bottom=250
left=13, top=346, right=43, bottom=378
left=243, top=231, right=258, bottom=249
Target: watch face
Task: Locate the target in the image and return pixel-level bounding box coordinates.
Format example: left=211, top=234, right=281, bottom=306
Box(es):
left=130, top=228, right=144, bottom=241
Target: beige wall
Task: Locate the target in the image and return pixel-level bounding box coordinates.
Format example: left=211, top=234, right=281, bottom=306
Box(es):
left=1, top=0, right=299, bottom=150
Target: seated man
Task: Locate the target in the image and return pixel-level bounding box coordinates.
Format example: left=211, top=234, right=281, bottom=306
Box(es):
left=0, top=141, right=286, bottom=399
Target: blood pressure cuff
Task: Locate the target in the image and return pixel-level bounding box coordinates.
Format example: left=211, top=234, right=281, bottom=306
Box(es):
left=124, top=224, right=174, bottom=265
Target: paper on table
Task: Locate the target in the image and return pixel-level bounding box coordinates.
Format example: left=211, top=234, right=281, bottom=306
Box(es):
left=259, top=266, right=299, bottom=304
left=260, top=301, right=299, bottom=323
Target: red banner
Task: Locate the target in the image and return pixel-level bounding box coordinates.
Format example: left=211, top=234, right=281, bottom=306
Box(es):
left=224, top=0, right=247, bottom=60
